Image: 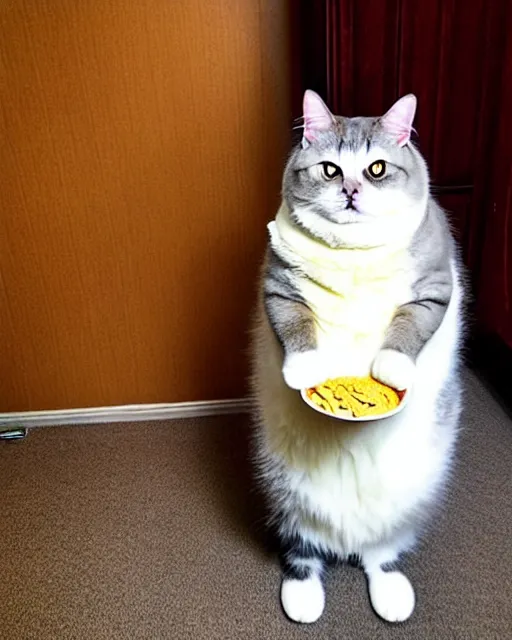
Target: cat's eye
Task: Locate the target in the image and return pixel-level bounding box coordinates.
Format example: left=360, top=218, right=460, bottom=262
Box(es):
left=321, top=162, right=342, bottom=180
left=368, top=160, right=387, bottom=179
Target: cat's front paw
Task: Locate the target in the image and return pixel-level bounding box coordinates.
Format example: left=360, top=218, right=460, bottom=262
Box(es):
left=282, top=350, right=329, bottom=390
left=372, top=349, right=415, bottom=391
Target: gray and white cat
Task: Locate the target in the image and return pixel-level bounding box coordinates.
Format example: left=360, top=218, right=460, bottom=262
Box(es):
left=251, top=91, right=464, bottom=624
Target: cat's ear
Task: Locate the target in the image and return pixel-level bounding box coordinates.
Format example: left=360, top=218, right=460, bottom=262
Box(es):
left=302, top=90, right=335, bottom=146
left=381, top=94, right=417, bottom=146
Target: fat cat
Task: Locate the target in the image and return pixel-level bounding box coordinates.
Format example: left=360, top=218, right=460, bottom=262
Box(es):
left=251, top=90, right=464, bottom=623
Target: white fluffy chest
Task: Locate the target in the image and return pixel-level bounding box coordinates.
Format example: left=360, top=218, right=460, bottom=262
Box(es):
left=296, top=264, right=413, bottom=377
left=267, top=205, right=415, bottom=376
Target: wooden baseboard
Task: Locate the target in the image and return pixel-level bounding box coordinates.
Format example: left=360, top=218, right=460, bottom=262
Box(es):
left=0, top=398, right=252, bottom=429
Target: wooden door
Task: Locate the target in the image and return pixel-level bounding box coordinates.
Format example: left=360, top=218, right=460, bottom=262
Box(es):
left=476, top=8, right=512, bottom=349
left=0, top=1, right=291, bottom=411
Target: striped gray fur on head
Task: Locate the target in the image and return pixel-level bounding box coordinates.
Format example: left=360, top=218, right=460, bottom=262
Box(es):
left=283, top=91, right=428, bottom=249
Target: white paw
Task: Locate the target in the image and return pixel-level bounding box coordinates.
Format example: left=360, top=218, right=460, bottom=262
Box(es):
left=281, top=576, right=325, bottom=624
left=368, top=570, right=415, bottom=623
left=372, top=349, right=415, bottom=391
left=282, top=350, right=330, bottom=390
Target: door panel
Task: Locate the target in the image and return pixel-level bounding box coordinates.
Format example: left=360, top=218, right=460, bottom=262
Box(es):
left=477, top=21, right=512, bottom=348
left=0, top=1, right=291, bottom=410
left=436, top=192, right=472, bottom=249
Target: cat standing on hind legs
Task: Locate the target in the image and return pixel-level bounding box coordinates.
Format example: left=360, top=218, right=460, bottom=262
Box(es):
left=251, top=90, right=465, bottom=623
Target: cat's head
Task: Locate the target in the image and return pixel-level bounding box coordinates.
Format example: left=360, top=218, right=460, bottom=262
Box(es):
left=283, top=91, right=429, bottom=248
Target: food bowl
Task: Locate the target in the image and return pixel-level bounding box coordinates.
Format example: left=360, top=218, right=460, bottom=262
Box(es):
left=300, top=377, right=409, bottom=422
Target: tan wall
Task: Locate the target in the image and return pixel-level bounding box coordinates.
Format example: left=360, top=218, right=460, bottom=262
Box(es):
left=0, top=1, right=291, bottom=411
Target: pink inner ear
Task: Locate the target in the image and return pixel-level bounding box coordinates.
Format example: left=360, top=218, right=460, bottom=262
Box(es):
left=382, top=94, right=417, bottom=146
left=303, top=90, right=334, bottom=142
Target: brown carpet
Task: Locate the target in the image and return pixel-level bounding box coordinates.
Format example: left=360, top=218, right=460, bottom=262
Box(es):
left=1, top=370, right=511, bottom=640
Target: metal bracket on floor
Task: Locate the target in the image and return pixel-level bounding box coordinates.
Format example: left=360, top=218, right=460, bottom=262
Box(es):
left=0, top=428, right=28, bottom=441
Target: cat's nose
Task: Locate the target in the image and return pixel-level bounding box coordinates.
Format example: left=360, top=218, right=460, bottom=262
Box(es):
left=342, top=178, right=361, bottom=196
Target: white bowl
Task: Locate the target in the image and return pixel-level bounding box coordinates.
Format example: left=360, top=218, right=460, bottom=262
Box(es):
left=300, top=386, right=409, bottom=422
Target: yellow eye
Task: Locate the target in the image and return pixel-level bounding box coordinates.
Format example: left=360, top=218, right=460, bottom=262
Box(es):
left=321, top=162, right=341, bottom=180
left=368, top=160, right=386, bottom=178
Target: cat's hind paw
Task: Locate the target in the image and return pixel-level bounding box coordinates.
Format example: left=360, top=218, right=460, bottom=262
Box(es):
left=368, top=570, right=415, bottom=623
left=281, top=575, right=325, bottom=623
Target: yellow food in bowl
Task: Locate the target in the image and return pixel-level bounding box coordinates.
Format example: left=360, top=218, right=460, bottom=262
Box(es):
left=306, top=376, right=401, bottom=418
